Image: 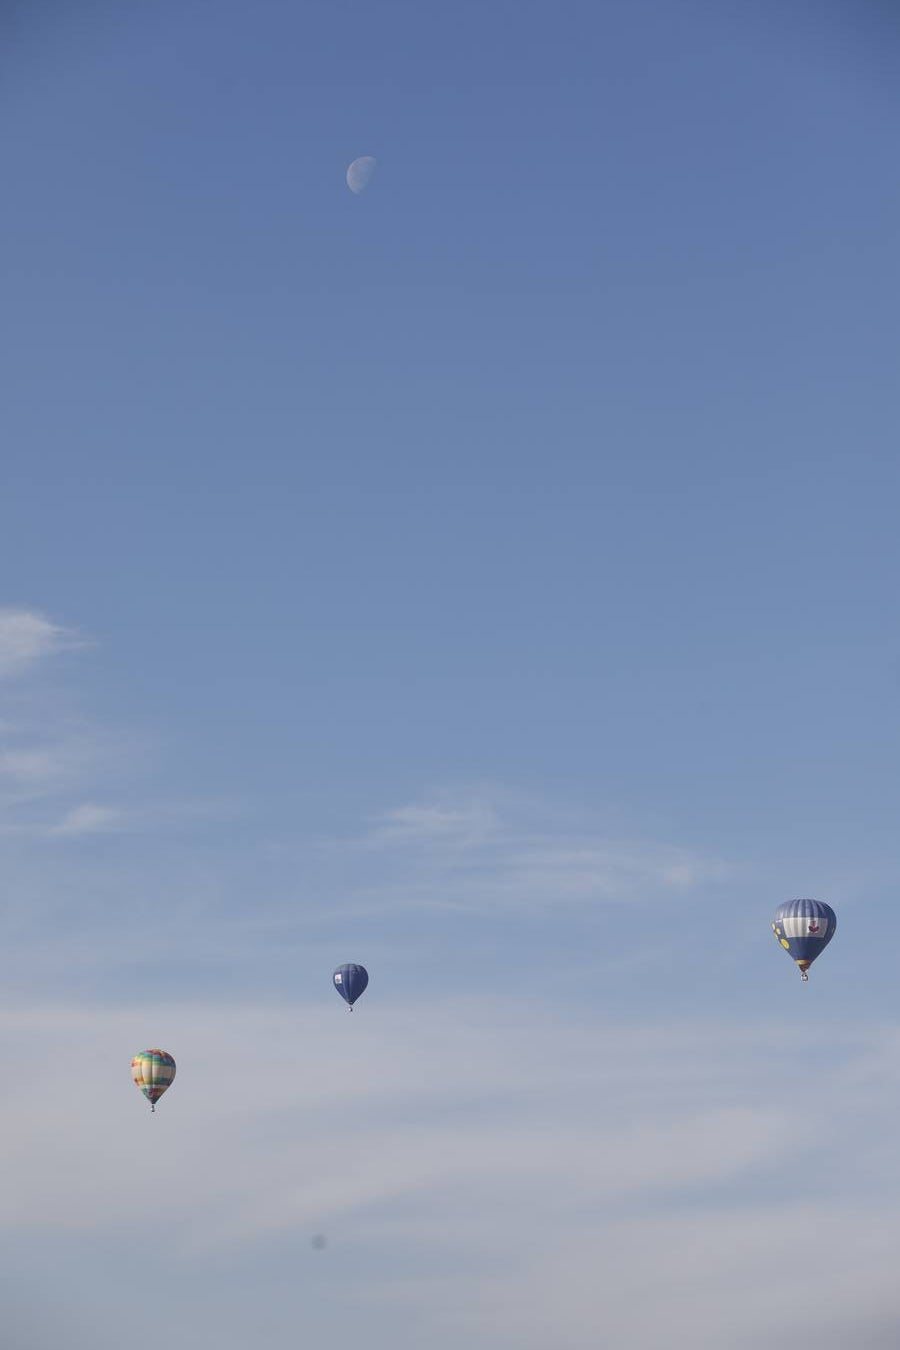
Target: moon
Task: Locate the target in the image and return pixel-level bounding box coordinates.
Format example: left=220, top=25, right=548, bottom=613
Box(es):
left=346, top=156, right=377, bottom=194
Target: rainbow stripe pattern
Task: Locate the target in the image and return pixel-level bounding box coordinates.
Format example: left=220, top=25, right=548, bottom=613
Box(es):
left=131, top=1049, right=176, bottom=1111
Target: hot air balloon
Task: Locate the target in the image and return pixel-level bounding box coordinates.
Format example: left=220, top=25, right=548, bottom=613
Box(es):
left=131, top=1049, right=176, bottom=1112
left=333, top=963, right=368, bottom=1010
left=772, top=899, right=836, bottom=981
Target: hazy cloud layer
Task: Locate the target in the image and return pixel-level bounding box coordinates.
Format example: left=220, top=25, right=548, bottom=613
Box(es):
left=0, top=997, right=898, bottom=1348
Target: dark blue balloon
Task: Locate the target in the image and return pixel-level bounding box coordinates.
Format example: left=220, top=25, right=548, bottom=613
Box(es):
left=333, top=963, right=369, bottom=1008
left=772, top=898, right=836, bottom=980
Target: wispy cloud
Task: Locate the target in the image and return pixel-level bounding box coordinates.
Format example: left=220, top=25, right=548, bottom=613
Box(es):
left=50, top=802, right=121, bottom=836
left=0, top=745, right=67, bottom=786
left=0, top=736, right=100, bottom=800
left=0, top=607, right=98, bottom=820
left=367, top=800, right=501, bottom=847
left=334, top=788, right=729, bottom=914
left=0, top=607, right=201, bottom=844
left=0, top=607, right=80, bottom=677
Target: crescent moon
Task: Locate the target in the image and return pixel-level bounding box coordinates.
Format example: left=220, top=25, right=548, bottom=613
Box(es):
left=346, top=156, right=377, bottom=194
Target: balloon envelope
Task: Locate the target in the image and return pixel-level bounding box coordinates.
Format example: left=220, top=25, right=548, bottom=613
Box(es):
left=772, top=898, right=836, bottom=978
left=131, top=1049, right=176, bottom=1109
left=333, top=963, right=368, bottom=1007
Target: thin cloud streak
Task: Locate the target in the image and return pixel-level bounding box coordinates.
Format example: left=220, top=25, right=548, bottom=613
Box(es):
left=50, top=802, right=121, bottom=836
left=0, top=608, right=81, bottom=676
left=0, top=605, right=229, bottom=848
left=0, top=780, right=736, bottom=999
left=323, top=789, right=731, bottom=915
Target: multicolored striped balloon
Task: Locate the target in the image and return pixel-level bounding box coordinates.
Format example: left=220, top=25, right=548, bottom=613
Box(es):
left=772, top=899, right=836, bottom=981
left=131, top=1049, right=176, bottom=1112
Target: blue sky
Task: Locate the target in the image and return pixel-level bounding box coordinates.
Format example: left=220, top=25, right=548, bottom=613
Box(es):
left=2, top=2, right=900, bottom=1346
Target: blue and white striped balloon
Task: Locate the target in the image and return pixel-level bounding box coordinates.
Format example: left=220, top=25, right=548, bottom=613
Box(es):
left=772, top=898, right=836, bottom=981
